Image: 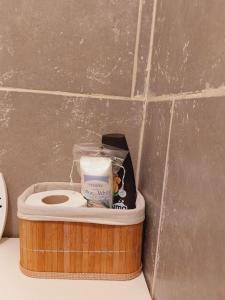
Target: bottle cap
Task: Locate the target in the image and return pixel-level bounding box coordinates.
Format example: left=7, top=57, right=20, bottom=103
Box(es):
left=102, top=133, right=128, bottom=150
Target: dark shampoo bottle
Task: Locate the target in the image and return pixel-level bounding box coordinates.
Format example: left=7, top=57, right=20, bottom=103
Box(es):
left=102, top=133, right=137, bottom=209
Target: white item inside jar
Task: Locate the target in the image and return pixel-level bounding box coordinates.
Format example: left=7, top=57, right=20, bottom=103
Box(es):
left=80, top=156, right=113, bottom=208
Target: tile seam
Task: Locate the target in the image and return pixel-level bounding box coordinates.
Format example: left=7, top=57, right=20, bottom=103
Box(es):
left=148, top=86, right=225, bottom=102
left=136, top=0, right=158, bottom=187
left=0, top=86, right=145, bottom=102
left=144, top=0, right=158, bottom=98
left=151, top=99, right=175, bottom=298
left=135, top=100, right=147, bottom=186
left=131, top=0, right=144, bottom=98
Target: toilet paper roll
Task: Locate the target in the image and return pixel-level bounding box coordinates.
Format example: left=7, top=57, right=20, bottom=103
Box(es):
left=25, top=189, right=87, bottom=208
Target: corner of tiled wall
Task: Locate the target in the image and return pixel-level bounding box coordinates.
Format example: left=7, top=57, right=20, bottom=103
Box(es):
left=139, top=1, right=225, bottom=299
left=0, top=0, right=154, bottom=237
left=2, top=2, right=224, bottom=298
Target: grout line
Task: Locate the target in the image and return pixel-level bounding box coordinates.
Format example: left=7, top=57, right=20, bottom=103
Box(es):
left=144, top=0, right=158, bottom=98
left=135, top=100, right=147, bottom=186
left=151, top=100, right=175, bottom=297
left=148, top=86, right=225, bottom=102
left=136, top=0, right=158, bottom=187
left=2, top=85, right=224, bottom=103
left=131, top=0, right=144, bottom=98
left=0, top=86, right=145, bottom=102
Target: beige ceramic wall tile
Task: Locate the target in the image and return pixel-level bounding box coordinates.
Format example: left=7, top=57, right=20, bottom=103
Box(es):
left=139, top=101, right=172, bottom=292
left=149, top=0, right=225, bottom=96
left=0, top=0, right=140, bottom=97
left=0, top=91, right=143, bottom=236
left=153, top=97, right=225, bottom=300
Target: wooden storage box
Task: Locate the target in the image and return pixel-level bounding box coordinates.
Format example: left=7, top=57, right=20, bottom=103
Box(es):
left=18, top=182, right=145, bottom=280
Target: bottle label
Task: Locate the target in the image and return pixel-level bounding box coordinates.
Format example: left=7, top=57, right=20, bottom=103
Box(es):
left=112, top=199, right=128, bottom=209
left=118, top=189, right=127, bottom=198
left=82, top=175, right=112, bottom=207
left=112, top=175, right=128, bottom=209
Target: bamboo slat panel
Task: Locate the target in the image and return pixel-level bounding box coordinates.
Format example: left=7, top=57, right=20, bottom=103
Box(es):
left=19, top=219, right=143, bottom=280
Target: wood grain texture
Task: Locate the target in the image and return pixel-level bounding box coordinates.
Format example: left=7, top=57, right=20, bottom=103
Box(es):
left=19, top=219, right=143, bottom=280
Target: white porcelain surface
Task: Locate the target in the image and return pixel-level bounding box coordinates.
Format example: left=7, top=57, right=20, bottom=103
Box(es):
left=0, top=238, right=151, bottom=300
left=0, top=173, right=8, bottom=240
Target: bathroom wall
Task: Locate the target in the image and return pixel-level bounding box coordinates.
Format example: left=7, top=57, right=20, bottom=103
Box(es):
left=0, top=0, right=153, bottom=236
left=140, top=1, right=225, bottom=300
left=2, top=1, right=224, bottom=298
